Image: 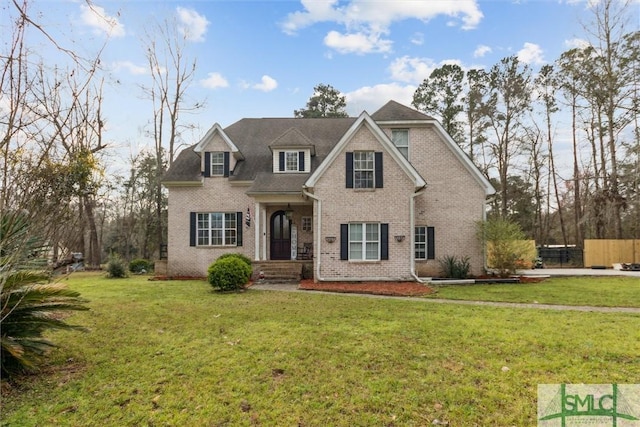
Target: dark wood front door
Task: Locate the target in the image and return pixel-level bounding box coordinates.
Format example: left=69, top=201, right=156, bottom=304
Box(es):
left=270, top=211, right=291, bottom=260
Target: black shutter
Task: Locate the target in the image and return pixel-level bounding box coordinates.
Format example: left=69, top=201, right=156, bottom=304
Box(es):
left=236, top=212, right=243, bottom=246
left=380, top=223, right=388, bottom=260
left=340, top=224, right=348, bottom=260
left=279, top=152, right=285, bottom=172
left=427, top=226, right=435, bottom=260
left=299, top=151, right=305, bottom=172
left=375, top=152, right=383, bottom=188
left=223, top=152, right=230, bottom=177
left=190, top=212, right=197, bottom=246
left=204, top=152, right=211, bottom=177
left=346, top=152, right=353, bottom=188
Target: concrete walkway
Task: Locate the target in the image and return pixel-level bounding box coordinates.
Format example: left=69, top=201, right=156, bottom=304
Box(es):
left=518, top=267, right=640, bottom=277
left=249, top=268, right=640, bottom=314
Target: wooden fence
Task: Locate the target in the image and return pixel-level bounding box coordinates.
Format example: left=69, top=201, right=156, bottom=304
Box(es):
left=583, top=239, right=640, bottom=267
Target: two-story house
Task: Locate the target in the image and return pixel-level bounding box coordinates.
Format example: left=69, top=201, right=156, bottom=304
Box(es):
left=162, top=100, right=495, bottom=281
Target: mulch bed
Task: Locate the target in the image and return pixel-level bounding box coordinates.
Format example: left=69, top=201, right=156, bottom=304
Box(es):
left=299, top=279, right=434, bottom=297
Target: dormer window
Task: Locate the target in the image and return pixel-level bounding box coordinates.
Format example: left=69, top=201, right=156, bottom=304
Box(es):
left=285, top=151, right=299, bottom=171
left=210, top=152, right=225, bottom=176
left=204, top=151, right=230, bottom=177
left=277, top=150, right=306, bottom=173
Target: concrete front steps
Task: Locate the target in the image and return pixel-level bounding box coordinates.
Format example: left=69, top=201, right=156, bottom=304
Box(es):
left=252, top=261, right=310, bottom=284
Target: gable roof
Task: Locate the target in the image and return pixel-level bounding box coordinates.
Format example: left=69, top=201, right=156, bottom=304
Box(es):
left=305, top=111, right=426, bottom=191
left=373, top=100, right=494, bottom=196
left=269, top=127, right=316, bottom=156
left=163, top=100, right=494, bottom=196
left=371, top=100, right=434, bottom=121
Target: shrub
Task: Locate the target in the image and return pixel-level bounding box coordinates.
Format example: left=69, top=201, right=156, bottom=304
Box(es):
left=438, top=255, right=471, bottom=279
left=106, top=253, right=127, bottom=278
left=216, top=253, right=252, bottom=269
left=129, top=258, right=152, bottom=274
left=476, top=218, right=530, bottom=277
left=208, top=257, right=252, bottom=291
left=1, top=211, right=89, bottom=379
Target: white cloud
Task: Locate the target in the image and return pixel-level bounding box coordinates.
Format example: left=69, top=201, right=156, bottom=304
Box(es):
left=410, top=32, right=424, bottom=46
left=80, top=4, right=125, bottom=38
left=564, top=38, right=590, bottom=50
left=176, top=7, right=210, bottom=42
left=345, top=83, right=417, bottom=115
left=474, top=44, right=492, bottom=58
left=252, top=75, right=278, bottom=92
left=324, top=30, right=392, bottom=54
left=281, top=0, right=483, bottom=54
left=517, top=42, right=545, bottom=65
left=389, top=56, right=436, bottom=84
left=201, top=72, right=229, bottom=89
left=111, top=61, right=147, bottom=75
left=388, top=56, right=462, bottom=85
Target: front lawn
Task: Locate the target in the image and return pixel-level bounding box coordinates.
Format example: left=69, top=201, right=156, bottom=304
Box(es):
left=2, top=272, right=639, bottom=426
left=428, top=276, right=640, bottom=307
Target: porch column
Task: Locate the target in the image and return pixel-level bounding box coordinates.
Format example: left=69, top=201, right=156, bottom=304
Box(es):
left=254, top=202, right=261, bottom=261
left=261, top=204, right=267, bottom=260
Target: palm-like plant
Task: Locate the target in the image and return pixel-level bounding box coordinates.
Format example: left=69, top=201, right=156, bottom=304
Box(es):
left=1, top=212, right=89, bottom=379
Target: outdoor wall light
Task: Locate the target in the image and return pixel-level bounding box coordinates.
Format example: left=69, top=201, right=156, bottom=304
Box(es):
left=394, top=235, right=405, bottom=242
left=325, top=236, right=336, bottom=243
left=285, top=203, right=293, bottom=220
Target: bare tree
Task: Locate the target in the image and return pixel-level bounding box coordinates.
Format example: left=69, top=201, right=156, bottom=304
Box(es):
left=142, top=16, right=204, bottom=257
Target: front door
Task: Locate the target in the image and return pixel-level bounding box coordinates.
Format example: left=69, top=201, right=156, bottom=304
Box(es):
left=270, top=211, right=291, bottom=260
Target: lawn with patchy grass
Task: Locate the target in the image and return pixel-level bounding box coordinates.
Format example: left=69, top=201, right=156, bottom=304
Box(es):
left=2, top=272, right=639, bottom=426
left=428, top=276, right=640, bottom=307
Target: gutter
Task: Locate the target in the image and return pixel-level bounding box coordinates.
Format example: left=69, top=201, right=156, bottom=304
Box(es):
left=410, top=186, right=428, bottom=283
left=302, top=188, right=324, bottom=281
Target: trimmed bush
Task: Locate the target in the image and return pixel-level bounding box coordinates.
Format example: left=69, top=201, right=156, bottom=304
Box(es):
left=208, top=257, right=252, bottom=292
left=216, top=253, right=252, bottom=269
left=106, top=253, right=127, bottom=278
left=129, top=258, right=152, bottom=274
left=438, top=255, right=471, bottom=279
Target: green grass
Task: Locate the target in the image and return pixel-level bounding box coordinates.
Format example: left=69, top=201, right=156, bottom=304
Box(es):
left=428, top=276, right=640, bottom=307
left=2, top=272, right=639, bottom=426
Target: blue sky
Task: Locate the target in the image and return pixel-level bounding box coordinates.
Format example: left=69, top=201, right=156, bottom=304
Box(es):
left=7, top=0, right=636, bottom=162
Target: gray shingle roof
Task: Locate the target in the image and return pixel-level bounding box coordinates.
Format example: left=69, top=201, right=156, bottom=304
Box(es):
left=163, top=100, right=432, bottom=192
left=371, top=100, right=433, bottom=121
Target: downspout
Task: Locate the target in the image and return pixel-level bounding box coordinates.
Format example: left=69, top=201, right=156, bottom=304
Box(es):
left=302, top=188, right=323, bottom=281
left=482, top=196, right=495, bottom=273
left=411, top=186, right=427, bottom=283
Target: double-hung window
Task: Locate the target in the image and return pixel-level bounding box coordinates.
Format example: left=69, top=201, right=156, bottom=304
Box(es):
left=210, top=152, right=225, bottom=176
left=349, top=223, right=380, bottom=261
left=392, top=129, right=409, bottom=159
left=197, top=212, right=237, bottom=246
left=346, top=151, right=383, bottom=189
left=278, top=151, right=306, bottom=173
left=414, top=226, right=435, bottom=260
left=353, top=151, right=374, bottom=189
left=204, top=151, right=229, bottom=177
left=415, top=226, right=426, bottom=260
left=285, top=151, right=299, bottom=171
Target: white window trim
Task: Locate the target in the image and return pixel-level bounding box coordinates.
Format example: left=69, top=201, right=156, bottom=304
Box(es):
left=285, top=151, right=300, bottom=172
left=392, top=129, right=409, bottom=159
left=415, top=226, right=426, bottom=260
left=353, top=151, right=375, bottom=189
left=301, top=216, right=312, bottom=232
left=210, top=152, right=225, bottom=176
left=349, top=222, right=380, bottom=261
left=197, top=212, right=237, bottom=246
